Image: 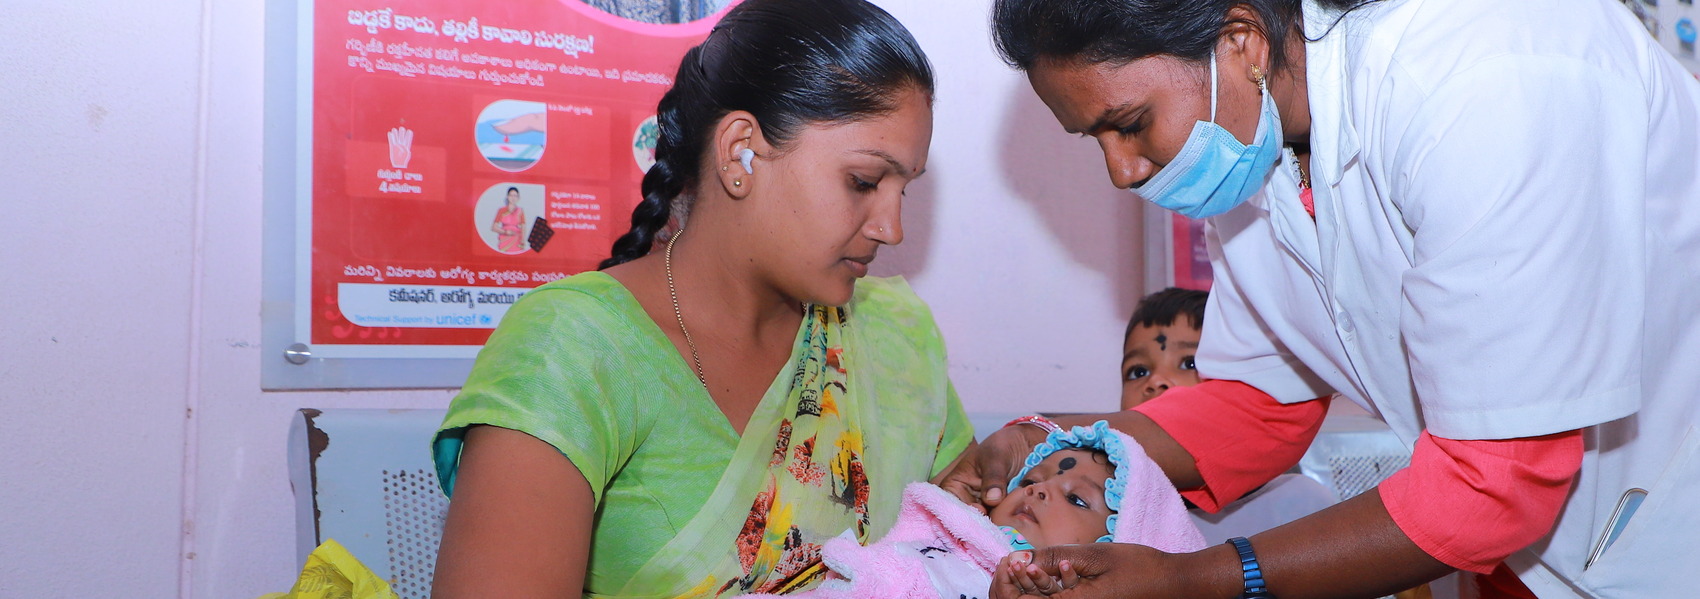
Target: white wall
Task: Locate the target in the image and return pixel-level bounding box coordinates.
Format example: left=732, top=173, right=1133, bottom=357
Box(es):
left=874, top=2, right=1147, bottom=412
left=0, top=0, right=1142, bottom=596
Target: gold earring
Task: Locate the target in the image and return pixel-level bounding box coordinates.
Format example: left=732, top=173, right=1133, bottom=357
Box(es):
left=734, top=179, right=743, bottom=187
left=721, top=165, right=728, bottom=171
left=1249, top=64, right=1267, bottom=90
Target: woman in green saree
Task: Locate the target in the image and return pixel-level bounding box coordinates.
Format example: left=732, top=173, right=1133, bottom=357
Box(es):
left=430, top=1, right=972, bottom=596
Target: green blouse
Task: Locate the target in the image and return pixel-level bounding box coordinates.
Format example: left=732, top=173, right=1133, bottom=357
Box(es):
left=435, top=272, right=972, bottom=595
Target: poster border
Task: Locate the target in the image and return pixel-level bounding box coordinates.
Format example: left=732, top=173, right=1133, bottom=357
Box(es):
left=262, top=0, right=479, bottom=389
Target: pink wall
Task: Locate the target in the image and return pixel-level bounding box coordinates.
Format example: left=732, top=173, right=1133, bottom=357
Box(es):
left=0, top=1, right=1142, bottom=596
left=2, top=1, right=200, bottom=594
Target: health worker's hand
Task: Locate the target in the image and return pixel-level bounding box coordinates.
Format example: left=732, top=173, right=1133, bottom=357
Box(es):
left=989, top=543, right=1220, bottom=599
left=991, top=551, right=1080, bottom=597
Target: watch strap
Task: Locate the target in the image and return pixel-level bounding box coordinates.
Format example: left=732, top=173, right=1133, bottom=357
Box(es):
left=1227, top=536, right=1276, bottom=599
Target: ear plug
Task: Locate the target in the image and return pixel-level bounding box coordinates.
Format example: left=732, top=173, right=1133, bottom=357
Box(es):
left=738, top=148, right=756, bottom=175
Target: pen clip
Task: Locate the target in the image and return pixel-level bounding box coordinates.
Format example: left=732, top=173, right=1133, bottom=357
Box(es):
left=1585, top=487, right=1648, bottom=570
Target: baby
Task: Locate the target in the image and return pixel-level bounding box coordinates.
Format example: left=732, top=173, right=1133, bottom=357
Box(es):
left=746, top=421, right=1205, bottom=599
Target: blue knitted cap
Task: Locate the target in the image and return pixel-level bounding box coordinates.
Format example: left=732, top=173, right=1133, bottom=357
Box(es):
left=1005, top=420, right=1129, bottom=544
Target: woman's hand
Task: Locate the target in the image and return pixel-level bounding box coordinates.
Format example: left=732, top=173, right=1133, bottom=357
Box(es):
left=939, top=409, right=1200, bottom=511
left=939, top=410, right=1205, bottom=514
left=935, top=424, right=1047, bottom=512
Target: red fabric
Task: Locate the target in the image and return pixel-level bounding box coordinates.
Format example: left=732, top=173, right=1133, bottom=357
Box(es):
left=1474, top=562, right=1538, bottom=599
left=1300, top=187, right=1316, bottom=219
left=1135, top=380, right=1582, bottom=579
left=1130, top=380, right=1329, bottom=512
left=1380, top=430, right=1583, bottom=574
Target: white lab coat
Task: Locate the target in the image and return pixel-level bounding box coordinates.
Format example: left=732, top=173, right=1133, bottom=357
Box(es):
left=1195, top=0, right=1700, bottom=595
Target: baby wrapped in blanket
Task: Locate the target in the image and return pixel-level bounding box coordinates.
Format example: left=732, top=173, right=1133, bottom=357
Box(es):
left=745, top=420, right=1205, bottom=599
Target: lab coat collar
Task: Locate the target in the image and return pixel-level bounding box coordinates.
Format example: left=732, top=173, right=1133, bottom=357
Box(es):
left=1301, top=0, right=1361, bottom=188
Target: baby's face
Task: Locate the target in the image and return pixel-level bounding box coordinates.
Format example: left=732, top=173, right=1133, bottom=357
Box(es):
left=989, top=449, right=1115, bottom=548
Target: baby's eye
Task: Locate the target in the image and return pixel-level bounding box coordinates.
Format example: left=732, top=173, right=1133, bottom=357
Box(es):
left=850, top=175, right=879, bottom=193
left=1180, top=356, right=1196, bottom=371
left=1126, top=366, right=1150, bottom=381
left=1068, top=493, right=1090, bottom=509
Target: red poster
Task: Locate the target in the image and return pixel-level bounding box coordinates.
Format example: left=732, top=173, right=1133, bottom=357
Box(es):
left=1170, top=213, right=1213, bottom=291
left=298, top=1, right=732, bottom=356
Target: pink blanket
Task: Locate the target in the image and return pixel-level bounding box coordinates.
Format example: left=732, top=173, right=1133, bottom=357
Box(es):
left=744, top=483, right=1012, bottom=599
left=746, top=429, right=1205, bottom=598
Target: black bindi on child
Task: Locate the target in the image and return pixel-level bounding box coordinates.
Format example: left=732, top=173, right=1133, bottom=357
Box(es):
left=1057, top=457, right=1077, bottom=475
left=1155, top=333, right=1168, bottom=351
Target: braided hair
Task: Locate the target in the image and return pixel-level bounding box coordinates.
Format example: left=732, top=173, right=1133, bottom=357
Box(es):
left=599, top=0, right=935, bottom=269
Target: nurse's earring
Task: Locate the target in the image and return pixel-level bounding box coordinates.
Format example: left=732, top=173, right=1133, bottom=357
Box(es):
left=1249, top=64, right=1268, bottom=91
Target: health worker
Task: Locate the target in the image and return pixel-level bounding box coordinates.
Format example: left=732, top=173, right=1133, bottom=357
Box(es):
left=943, top=0, right=1700, bottom=597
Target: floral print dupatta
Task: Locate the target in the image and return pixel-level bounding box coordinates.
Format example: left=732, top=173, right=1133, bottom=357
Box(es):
left=607, top=305, right=877, bottom=598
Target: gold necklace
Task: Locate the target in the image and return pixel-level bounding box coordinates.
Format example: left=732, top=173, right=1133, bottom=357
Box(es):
left=665, top=228, right=709, bottom=390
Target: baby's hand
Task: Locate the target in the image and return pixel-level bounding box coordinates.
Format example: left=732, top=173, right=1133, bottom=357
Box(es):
left=991, top=551, right=1080, bottom=598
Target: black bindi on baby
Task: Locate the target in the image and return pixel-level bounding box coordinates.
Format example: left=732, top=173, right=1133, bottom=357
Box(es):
left=1057, top=456, right=1077, bottom=476
left=1155, top=333, right=1168, bottom=351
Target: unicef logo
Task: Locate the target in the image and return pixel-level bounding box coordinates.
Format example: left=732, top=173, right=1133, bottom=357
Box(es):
left=1678, top=18, right=1697, bottom=44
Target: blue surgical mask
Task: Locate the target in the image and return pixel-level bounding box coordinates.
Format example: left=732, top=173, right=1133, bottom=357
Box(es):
left=1131, top=51, right=1284, bottom=219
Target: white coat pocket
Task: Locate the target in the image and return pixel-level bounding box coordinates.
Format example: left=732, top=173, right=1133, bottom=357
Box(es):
left=1578, top=425, right=1700, bottom=596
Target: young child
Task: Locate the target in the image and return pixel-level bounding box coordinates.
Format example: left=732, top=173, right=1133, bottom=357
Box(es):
left=1119, top=287, right=1209, bottom=410
left=744, top=421, right=1205, bottom=599
left=1113, top=288, right=1449, bottom=596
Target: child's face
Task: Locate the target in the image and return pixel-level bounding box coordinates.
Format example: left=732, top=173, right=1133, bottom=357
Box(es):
left=1120, top=316, right=1202, bottom=409
left=988, top=449, right=1115, bottom=548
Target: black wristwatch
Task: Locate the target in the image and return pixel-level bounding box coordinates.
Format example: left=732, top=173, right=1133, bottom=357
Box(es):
left=1227, top=537, right=1277, bottom=599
